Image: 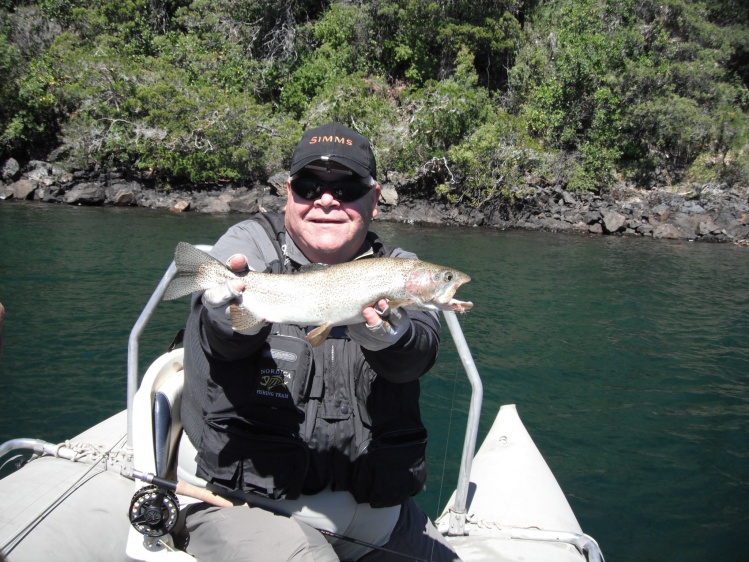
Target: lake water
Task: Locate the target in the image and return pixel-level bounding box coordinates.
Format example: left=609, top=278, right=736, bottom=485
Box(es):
left=0, top=202, right=747, bottom=561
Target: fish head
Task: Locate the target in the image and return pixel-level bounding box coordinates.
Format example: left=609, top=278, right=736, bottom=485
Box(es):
left=404, top=262, right=472, bottom=311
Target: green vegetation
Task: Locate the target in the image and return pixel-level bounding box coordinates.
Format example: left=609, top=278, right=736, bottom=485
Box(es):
left=1, top=0, right=747, bottom=201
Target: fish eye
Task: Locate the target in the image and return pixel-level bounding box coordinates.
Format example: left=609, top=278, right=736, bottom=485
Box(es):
left=442, top=272, right=454, bottom=282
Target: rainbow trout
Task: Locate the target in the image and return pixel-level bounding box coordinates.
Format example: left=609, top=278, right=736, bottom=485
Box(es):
left=163, top=242, right=472, bottom=346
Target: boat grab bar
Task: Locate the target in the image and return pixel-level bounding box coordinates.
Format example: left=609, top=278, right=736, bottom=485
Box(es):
left=442, top=311, right=483, bottom=536
left=126, top=244, right=211, bottom=447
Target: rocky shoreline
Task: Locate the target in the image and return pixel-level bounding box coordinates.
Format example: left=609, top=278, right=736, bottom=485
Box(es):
left=2, top=158, right=748, bottom=245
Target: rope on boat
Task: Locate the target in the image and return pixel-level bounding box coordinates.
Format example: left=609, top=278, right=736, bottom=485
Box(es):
left=0, top=435, right=129, bottom=555
left=463, top=515, right=606, bottom=562
left=434, top=366, right=461, bottom=518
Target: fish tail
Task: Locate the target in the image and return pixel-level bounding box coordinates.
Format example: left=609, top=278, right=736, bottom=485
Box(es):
left=163, top=242, right=231, bottom=300
left=162, top=275, right=205, bottom=300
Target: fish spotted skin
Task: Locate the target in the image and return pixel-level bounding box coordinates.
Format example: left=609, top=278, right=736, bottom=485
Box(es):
left=164, top=242, right=472, bottom=346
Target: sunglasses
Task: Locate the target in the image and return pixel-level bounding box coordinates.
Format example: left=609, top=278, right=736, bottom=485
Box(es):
left=290, top=177, right=373, bottom=203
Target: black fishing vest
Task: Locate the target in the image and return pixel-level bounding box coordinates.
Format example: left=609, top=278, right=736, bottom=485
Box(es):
left=181, top=213, right=428, bottom=508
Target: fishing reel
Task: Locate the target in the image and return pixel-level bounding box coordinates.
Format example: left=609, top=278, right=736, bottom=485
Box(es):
left=128, top=485, right=180, bottom=537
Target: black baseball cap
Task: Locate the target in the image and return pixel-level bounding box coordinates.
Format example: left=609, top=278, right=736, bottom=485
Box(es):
left=290, top=123, right=377, bottom=180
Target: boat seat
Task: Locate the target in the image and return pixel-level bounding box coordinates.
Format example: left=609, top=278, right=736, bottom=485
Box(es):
left=127, top=348, right=195, bottom=561
left=153, top=367, right=183, bottom=479
left=132, top=348, right=186, bottom=480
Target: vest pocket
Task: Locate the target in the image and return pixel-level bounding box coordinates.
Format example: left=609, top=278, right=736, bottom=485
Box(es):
left=350, top=427, right=428, bottom=508
left=199, top=417, right=310, bottom=500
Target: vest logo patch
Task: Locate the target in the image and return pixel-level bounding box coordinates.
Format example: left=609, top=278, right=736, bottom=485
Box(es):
left=257, top=368, right=292, bottom=398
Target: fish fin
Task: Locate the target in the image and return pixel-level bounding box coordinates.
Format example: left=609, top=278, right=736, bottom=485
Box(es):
left=163, top=276, right=205, bottom=300
left=173, top=242, right=216, bottom=272
left=229, top=304, right=266, bottom=333
left=386, top=299, right=413, bottom=310
left=306, top=323, right=333, bottom=347
left=163, top=242, right=232, bottom=300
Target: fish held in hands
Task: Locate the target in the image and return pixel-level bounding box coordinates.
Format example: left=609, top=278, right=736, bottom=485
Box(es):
left=163, top=242, right=473, bottom=346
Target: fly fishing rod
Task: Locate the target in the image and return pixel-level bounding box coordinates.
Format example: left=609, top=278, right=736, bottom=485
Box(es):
left=127, top=469, right=430, bottom=562
left=126, top=469, right=232, bottom=537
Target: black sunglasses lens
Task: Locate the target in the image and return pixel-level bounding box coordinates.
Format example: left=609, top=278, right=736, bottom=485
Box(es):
left=335, top=183, right=372, bottom=202
left=291, top=179, right=321, bottom=200
left=291, top=178, right=371, bottom=202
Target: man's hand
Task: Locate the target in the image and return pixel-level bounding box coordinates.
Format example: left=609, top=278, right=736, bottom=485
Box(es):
left=202, top=253, right=248, bottom=308
left=347, top=298, right=412, bottom=350
left=201, top=254, right=266, bottom=335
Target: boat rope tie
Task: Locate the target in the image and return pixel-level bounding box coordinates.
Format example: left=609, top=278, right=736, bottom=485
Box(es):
left=464, top=514, right=603, bottom=560
left=0, top=436, right=129, bottom=556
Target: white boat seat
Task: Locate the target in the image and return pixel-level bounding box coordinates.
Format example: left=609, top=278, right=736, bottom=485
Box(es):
left=153, top=370, right=183, bottom=479
left=127, top=348, right=195, bottom=561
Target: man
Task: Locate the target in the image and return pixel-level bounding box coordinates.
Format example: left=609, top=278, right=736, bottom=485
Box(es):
left=178, top=123, right=461, bottom=561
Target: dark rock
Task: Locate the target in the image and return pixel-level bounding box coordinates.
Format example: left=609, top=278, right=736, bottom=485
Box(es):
left=25, top=165, right=54, bottom=186
left=12, top=179, right=37, bottom=200
left=653, top=223, right=688, bottom=239
left=672, top=212, right=701, bottom=238
left=199, top=198, right=232, bottom=213
left=650, top=204, right=670, bottom=223
left=65, top=183, right=106, bottom=205
left=561, top=191, right=577, bottom=206
left=729, top=224, right=749, bottom=240
left=267, top=172, right=287, bottom=195
left=229, top=194, right=260, bottom=214
left=539, top=217, right=573, bottom=231
left=2, top=158, right=20, bottom=181
left=171, top=200, right=191, bottom=212
left=46, top=146, right=70, bottom=162
left=681, top=201, right=706, bottom=214
left=602, top=211, right=626, bottom=233
left=107, top=182, right=141, bottom=206
left=258, top=194, right=285, bottom=213
left=37, top=185, right=64, bottom=202
left=379, top=185, right=399, bottom=206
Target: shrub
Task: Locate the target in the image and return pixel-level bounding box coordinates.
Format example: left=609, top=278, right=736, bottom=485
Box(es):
left=280, top=4, right=374, bottom=117
left=441, top=112, right=552, bottom=207
left=397, top=47, right=493, bottom=170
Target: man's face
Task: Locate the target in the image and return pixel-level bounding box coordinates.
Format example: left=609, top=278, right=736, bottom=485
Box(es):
left=284, top=161, right=380, bottom=264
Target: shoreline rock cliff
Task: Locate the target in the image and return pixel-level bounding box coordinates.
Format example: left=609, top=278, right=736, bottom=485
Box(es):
left=2, top=158, right=747, bottom=245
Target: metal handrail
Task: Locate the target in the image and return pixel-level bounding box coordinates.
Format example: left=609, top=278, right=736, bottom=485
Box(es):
left=442, top=311, right=483, bottom=536
left=126, top=244, right=211, bottom=447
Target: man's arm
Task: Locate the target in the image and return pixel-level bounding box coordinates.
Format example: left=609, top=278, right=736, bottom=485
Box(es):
left=360, top=308, right=441, bottom=383
left=352, top=246, right=442, bottom=382
left=193, top=221, right=274, bottom=361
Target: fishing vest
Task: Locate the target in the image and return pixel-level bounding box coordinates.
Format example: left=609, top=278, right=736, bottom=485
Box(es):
left=181, top=213, right=428, bottom=508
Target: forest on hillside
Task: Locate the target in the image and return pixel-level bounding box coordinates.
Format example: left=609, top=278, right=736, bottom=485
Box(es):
left=1, top=0, right=748, bottom=205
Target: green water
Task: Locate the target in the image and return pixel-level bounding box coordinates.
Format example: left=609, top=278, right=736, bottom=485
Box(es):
left=1, top=202, right=747, bottom=561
